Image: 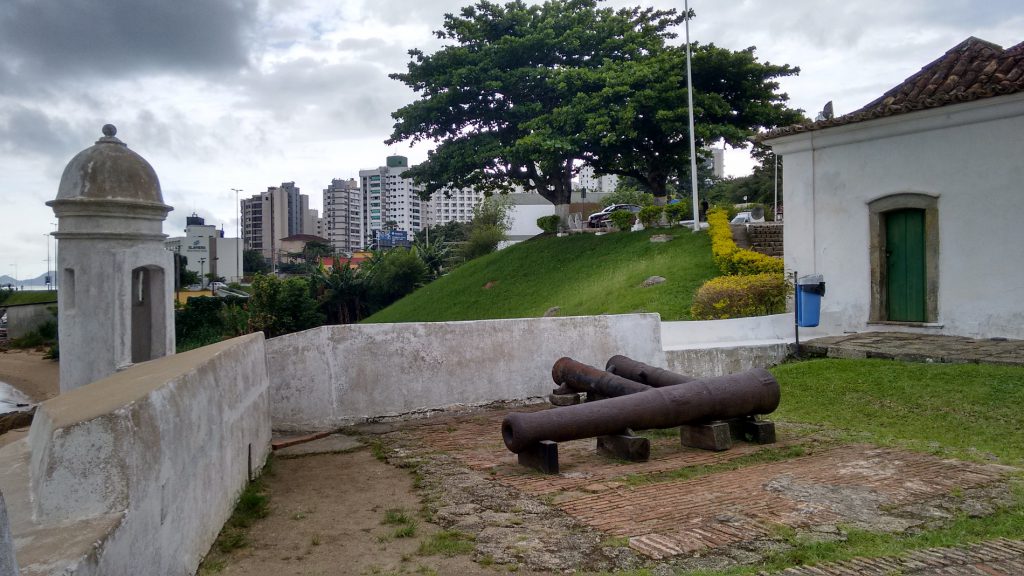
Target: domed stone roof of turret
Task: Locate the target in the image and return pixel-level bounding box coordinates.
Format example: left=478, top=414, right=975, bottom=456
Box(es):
left=55, top=124, right=164, bottom=204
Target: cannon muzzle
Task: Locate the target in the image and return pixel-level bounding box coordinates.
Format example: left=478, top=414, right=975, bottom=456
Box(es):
left=551, top=357, right=650, bottom=397
left=605, top=354, right=696, bottom=387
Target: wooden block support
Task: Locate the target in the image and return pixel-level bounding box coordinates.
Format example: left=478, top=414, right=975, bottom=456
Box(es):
left=679, top=421, right=733, bottom=451
left=548, top=392, right=584, bottom=406
left=597, top=434, right=651, bottom=462
left=518, top=440, right=559, bottom=474
left=743, top=419, right=776, bottom=444
left=726, top=417, right=777, bottom=444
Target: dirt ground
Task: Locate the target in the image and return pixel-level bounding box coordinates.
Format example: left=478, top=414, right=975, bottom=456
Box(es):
left=0, top=348, right=59, bottom=403
left=209, top=447, right=549, bottom=576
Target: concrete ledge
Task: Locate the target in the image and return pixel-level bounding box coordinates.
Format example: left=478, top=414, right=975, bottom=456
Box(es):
left=3, top=333, right=271, bottom=576
left=267, top=314, right=665, bottom=432
left=665, top=343, right=792, bottom=377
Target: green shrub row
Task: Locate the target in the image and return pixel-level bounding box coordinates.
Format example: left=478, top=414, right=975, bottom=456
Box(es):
left=706, top=208, right=783, bottom=275
left=691, top=207, right=788, bottom=320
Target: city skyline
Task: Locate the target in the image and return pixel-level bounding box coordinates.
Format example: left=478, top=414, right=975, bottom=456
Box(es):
left=1, top=0, right=1020, bottom=279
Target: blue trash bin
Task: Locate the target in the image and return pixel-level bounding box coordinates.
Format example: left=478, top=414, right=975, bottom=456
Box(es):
left=796, top=274, right=825, bottom=327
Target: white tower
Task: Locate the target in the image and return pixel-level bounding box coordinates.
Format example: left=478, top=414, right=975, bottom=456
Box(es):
left=47, top=125, right=175, bottom=392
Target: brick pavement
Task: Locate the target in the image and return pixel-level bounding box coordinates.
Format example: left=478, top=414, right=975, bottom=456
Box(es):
left=410, top=409, right=1013, bottom=561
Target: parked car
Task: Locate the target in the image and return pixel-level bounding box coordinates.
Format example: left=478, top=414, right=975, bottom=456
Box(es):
left=208, top=281, right=228, bottom=292
left=730, top=211, right=765, bottom=225
left=587, top=204, right=642, bottom=227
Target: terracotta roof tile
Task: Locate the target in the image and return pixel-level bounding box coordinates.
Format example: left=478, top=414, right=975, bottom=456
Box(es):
left=764, top=37, right=1024, bottom=139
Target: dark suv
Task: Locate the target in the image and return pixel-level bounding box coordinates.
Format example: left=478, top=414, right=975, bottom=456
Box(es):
left=587, top=204, right=642, bottom=227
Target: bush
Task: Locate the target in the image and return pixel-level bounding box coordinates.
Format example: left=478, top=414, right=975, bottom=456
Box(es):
left=638, top=206, right=664, bottom=228
left=607, top=210, right=636, bottom=231
left=690, top=273, right=790, bottom=320
left=664, top=202, right=692, bottom=223
left=536, top=215, right=561, bottom=234
left=460, top=224, right=505, bottom=260
left=601, top=186, right=654, bottom=208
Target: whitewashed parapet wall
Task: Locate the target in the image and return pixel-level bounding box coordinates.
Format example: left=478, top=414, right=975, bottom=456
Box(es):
left=267, top=314, right=665, bottom=431
left=0, top=491, right=15, bottom=576
left=2, top=333, right=270, bottom=576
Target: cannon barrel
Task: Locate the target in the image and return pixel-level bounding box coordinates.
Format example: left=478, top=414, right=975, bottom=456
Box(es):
left=551, top=357, right=650, bottom=397
left=503, top=368, right=779, bottom=453
left=605, top=354, right=695, bottom=387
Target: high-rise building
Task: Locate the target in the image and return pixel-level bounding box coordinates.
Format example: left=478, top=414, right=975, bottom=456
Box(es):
left=241, top=182, right=313, bottom=262
left=359, top=155, right=424, bottom=246
left=323, top=178, right=363, bottom=253
left=577, top=166, right=619, bottom=194
left=426, top=187, right=485, bottom=227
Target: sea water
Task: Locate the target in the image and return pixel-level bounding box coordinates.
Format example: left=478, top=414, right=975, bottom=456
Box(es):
left=0, top=380, right=32, bottom=415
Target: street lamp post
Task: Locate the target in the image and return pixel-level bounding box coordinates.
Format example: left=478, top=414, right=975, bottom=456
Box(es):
left=685, top=0, right=701, bottom=233
left=198, top=257, right=207, bottom=289
left=44, top=232, right=51, bottom=290
left=51, top=222, right=58, bottom=290
left=231, top=188, right=243, bottom=283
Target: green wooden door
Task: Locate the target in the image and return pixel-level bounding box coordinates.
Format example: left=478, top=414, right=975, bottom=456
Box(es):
left=885, top=208, right=926, bottom=322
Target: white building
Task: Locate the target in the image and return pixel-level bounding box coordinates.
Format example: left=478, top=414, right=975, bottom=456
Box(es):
left=765, top=36, right=1024, bottom=339
left=426, top=187, right=485, bottom=227
left=359, top=155, right=424, bottom=245
left=165, top=213, right=244, bottom=284
left=576, top=166, right=618, bottom=194
left=323, top=178, right=363, bottom=253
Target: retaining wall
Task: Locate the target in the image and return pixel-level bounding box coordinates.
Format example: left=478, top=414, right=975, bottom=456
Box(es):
left=661, top=314, right=830, bottom=376
left=266, top=314, right=665, bottom=431
left=1, top=333, right=270, bottom=576
left=3, top=304, right=55, bottom=340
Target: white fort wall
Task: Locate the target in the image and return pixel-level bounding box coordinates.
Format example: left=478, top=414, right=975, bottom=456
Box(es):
left=0, top=333, right=270, bottom=576
left=266, top=314, right=666, bottom=431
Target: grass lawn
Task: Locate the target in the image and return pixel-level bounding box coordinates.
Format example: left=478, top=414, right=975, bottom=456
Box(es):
left=1, top=290, right=58, bottom=306
left=771, top=358, right=1024, bottom=466
left=364, top=228, right=718, bottom=323
left=601, top=359, right=1024, bottom=576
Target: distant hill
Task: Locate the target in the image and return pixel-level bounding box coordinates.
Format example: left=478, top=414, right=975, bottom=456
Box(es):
left=0, top=273, right=51, bottom=287
left=364, top=228, right=718, bottom=323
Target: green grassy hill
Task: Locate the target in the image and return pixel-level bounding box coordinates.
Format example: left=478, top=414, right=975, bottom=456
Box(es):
left=364, top=228, right=718, bottom=323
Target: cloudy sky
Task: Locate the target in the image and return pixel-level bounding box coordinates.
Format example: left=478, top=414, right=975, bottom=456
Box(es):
left=1, top=0, right=1019, bottom=280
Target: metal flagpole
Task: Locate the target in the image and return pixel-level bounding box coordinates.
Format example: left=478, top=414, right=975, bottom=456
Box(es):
left=685, top=0, right=700, bottom=232
left=774, top=153, right=779, bottom=220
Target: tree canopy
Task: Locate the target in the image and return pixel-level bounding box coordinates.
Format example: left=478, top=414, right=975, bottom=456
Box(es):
left=389, top=1, right=804, bottom=207
left=388, top=0, right=684, bottom=209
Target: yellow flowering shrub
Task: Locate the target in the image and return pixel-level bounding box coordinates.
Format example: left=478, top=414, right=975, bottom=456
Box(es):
left=706, top=207, right=783, bottom=275
left=690, top=273, right=790, bottom=320
left=694, top=208, right=787, bottom=319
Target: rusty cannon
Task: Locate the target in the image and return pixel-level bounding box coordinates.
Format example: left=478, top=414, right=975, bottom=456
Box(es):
left=551, top=356, right=651, bottom=398
left=505, top=367, right=780, bottom=472
left=605, top=354, right=695, bottom=387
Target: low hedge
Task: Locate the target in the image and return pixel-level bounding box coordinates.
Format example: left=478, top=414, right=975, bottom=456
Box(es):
left=706, top=208, right=783, bottom=275
left=690, top=273, right=790, bottom=320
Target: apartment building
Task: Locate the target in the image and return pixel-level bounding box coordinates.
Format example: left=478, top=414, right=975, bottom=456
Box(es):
left=323, top=178, right=363, bottom=253
left=358, top=155, right=424, bottom=246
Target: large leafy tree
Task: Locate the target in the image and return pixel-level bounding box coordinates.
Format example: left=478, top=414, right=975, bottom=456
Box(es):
left=535, top=42, right=803, bottom=203
left=387, top=0, right=684, bottom=214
